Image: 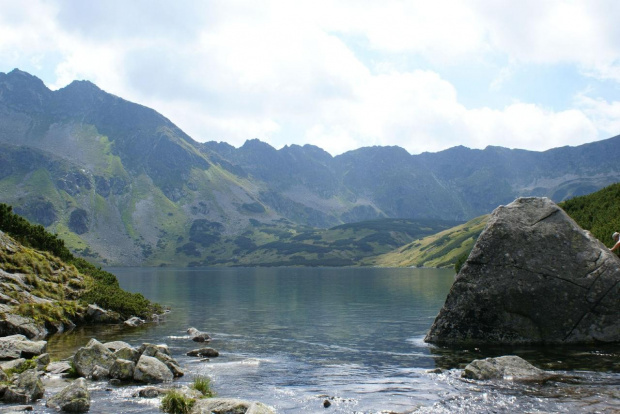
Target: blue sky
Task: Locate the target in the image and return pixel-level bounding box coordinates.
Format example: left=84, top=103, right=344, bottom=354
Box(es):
left=1, top=0, right=619, bottom=155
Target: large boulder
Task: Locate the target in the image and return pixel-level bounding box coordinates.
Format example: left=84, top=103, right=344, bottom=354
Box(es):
left=133, top=355, right=173, bottom=383
left=72, top=339, right=116, bottom=377
left=46, top=377, right=90, bottom=412
left=426, top=197, right=620, bottom=345
left=0, top=313, right=47, bottom=340
left=3, top=369, right=44, bottom=403
left=190, top=398, right=275, bottom=414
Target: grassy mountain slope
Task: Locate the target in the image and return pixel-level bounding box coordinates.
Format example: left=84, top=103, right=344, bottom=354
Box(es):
left=368, top=215, right=489, bottom=268
left=0, top=203, right=160, bottom=333
left=559, top=182, right=620, bottom=248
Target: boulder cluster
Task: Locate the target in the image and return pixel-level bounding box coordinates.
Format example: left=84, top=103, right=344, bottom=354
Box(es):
left=0, top=328, right=274, bottom=413
left=72, top=339, right=183, bottom=383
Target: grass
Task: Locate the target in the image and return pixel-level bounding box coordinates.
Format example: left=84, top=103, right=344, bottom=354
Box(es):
left=4, top=358, right=37, bottom=378
left=191, top=376, right=215, bottom=398
left=161, top=390, right=196, bottom=414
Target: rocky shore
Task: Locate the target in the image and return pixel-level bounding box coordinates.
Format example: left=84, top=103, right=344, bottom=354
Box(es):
left=0, top=328, right=275, bottom=413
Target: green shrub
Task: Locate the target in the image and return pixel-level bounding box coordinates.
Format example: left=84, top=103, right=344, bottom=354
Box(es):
left=161, top=390, right=195, bottom=414
left=191, top=376, right=215, bottom=398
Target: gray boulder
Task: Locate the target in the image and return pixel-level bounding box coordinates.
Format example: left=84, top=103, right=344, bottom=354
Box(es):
left=46, top=377, right=90, bottom=412
left=138, top=343, right=170, bottom=357
left=152, top=351, right=184, bottom=377
left=133, top=386, right=167, bottom=398
left=46, top=361, right=72, bottom=375
left=426, top=197, right=620, bottom=345
left=102, top=341, right=132, bottom=352
left=113, top=346, right=139, bottom=363
left=73, top=339, right=115, bottom=378
left=3, top=369, right=44, bottom=403
left=0, top=334, right=47, bottom=359
left=0, top=313, right=47, bottom=339
left=90, top=365, right=110, bottom=381
left=462, top=355, right=544, bottom=380
left=0, top=358, right=27, bottom=372
left=190, top=398, right=275, bottom=414
left=109, top=358, right=135, bottom=381
left=187, top=327, right=211, bottom=342
left=133, top=355, right=173, bottom=383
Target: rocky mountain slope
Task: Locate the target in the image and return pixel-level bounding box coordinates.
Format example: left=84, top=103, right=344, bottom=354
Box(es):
left=1, top=68, right=619, bottom=266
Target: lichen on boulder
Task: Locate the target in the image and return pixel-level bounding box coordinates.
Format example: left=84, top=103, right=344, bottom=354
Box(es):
left=426, top=197, right=620, bottom=345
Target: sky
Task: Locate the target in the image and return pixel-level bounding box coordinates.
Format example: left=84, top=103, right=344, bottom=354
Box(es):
left=1, top=0, right=620, bottom=156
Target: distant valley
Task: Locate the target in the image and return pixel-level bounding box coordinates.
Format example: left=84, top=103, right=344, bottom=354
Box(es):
left=1, top=68, right=619, bottom=266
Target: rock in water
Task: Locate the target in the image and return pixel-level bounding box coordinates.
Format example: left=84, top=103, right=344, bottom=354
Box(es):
left=190, top=398, right=275, bottom=414
left=46, top=377, right=90, bottom=412
left=426, top=197, right=620, bottom=345
left=462, top=355, right=544, bottom=380
left=3, top=369, right=44, bottom=403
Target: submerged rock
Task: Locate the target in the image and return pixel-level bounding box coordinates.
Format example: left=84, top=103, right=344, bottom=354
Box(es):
left=462, top=355, right=544, bottom=380
left=426, top=197, right=620, bottom=345
left=46, top=377, right=90, bottom=412
left=190, top=398, right=275, bottom=414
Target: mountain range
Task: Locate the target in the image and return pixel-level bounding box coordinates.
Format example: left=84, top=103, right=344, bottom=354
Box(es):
left=1, top=68, right=619, bottom=266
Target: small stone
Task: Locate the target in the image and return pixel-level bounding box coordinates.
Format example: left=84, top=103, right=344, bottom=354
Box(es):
left=186, top=348, right=219, bottom=358
left=323, top=399, right=331, bottom=408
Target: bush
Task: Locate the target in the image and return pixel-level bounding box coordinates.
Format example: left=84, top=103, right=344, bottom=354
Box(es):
left=161, top=390, right=195, bottom=414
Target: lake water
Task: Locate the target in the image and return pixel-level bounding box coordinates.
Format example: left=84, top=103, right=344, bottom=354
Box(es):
left=42, top=267, right=620, bottom=413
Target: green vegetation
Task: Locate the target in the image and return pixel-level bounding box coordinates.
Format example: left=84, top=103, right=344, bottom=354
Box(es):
left=0, top=203, right=160, bottom=319
left=191, top=376, right=215, bottom=398
left=369, top=215, right=488, bottom=268
left=560, top=182, right=620, bottom=247
left=4, top=358, right=38, bottom=378
left=161, top=390, right=196, bottom=414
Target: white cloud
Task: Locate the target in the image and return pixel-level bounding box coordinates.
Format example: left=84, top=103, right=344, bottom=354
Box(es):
left=0, top=0, right=618, bottom=156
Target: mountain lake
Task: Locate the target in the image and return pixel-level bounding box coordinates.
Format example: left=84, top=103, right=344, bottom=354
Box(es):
left=39, top=267, right=620, bottom=413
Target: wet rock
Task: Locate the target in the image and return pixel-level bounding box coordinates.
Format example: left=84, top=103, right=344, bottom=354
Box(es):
left=123, top=317, right=145, bottom=327
left=109, top=359, right=135, bottom=381
left=426, top=197, right=620, bottom=346
left=190, top=398, right=275, bottom=414
left=187, top=327, right=211, bottom=342
left=186, top=348, right=219, bottom=358
left=0, top=405, right=33, bottom=412
left=46, top=377, right=90, bottom=412
left=0, top=334, right=47, bottom=359
left=3, top=369, right=44, bottom=403
left=133, top=386, right=167, bottom=398
left=72, top=339, right=115, bottom=378
left=462, top=355, right=545, bottom=381
left=323, top=399, right=331, bottom=408
left=133, top=355, right=173, bottom=383
left=9, top=314, right=45, bottom=338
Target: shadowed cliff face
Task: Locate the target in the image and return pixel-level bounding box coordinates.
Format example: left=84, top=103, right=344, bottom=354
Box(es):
left=426, top=197, right=620, bottom=346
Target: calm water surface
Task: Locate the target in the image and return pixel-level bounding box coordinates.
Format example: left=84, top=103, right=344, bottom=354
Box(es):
left=41, top=267, right=620, bottom=413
